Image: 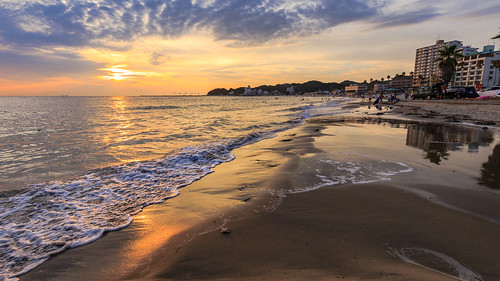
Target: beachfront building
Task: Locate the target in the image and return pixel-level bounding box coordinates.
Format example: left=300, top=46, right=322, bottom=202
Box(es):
left=374, top=83, right=388, bottom=93
left=244, top=85, right=252, bottom=95
left=344, top=84, right=368, bottom=96
left=413, top=40, right=477, bottom=87
left=390, top=75, right=413, bottom=91
left=453, top=45, right=500, bottom=89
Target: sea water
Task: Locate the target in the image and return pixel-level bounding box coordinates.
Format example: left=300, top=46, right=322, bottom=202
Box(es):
left=0, top=95, right=359, bottom=279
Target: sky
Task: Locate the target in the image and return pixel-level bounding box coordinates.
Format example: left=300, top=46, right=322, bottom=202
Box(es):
left=0, top=0, right=499, bottom=96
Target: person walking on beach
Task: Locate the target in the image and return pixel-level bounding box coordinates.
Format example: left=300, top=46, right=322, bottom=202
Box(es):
left=373, top=93, right=383, bottom=105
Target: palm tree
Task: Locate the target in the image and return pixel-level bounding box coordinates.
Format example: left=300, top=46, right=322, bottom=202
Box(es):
left=493, top=33, right=500, bottom=39
left=435, top=44, right=463, bottom=84
left=401, top=71, right=406, bottom=76
left=387, top=75, right=391, bottom=80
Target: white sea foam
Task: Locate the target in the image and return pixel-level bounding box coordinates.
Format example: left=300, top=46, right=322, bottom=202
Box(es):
left=388, top=247, right=483, bottom=281
left=291, top=157, right=413, bottom=194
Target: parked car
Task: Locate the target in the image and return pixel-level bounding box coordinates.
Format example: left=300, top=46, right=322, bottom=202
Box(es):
left=478, top=86, right=500, bottom=97
left=444, top=86, right=479, bottom=99
left=410, top=86, right=439, bottom=100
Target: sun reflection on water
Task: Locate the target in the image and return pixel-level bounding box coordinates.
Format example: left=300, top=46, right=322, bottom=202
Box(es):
left=101, top=96, right=141, bottom=162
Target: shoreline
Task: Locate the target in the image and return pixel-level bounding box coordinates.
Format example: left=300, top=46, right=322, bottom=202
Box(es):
left=20, top=99, right=500, bottom=281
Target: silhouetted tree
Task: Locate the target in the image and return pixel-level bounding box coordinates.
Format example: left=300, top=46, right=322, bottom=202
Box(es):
left=435, top=44, right=463, bottom=84
left=207, top=88, right=229, bottom=95
left=479, top=144, right=500, bottom=189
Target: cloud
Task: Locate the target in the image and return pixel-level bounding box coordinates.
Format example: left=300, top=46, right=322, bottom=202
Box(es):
left=0, top=0, right=456, bottom=50
left=0, top=0, right=383, bottom=49
left=98, top=65, right=160, bottom=80
left=149, top=51, right=170, bottom=65
left=458, top=3, right=500, bottom=18
left=371, top=7, right=441, bottom=29
left=0, top=49, right=103, bottom=79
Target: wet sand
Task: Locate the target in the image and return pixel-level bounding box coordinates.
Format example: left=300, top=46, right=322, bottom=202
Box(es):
left=143, top=183, right=500, bottom=281
left=21, top=101, right=500, bottom=281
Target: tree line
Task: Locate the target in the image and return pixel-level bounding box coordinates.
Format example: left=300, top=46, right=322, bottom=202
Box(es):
left=207, top=80, right=357, bottom=96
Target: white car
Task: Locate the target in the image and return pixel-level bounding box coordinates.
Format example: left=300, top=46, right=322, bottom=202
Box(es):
left=478, top=86, right=500, bottom=97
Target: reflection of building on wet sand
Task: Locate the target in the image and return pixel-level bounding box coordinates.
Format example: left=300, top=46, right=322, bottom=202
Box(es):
left=405, top=123, right=494, bottom=165
left=479, top=144, right=500, bottom=190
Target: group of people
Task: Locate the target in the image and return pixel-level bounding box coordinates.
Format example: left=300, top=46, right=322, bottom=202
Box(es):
left=370, top=93, right=398, bottom=106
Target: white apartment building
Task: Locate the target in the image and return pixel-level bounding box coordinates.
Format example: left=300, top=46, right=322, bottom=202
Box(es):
left=414, top=40, right=446, bottom=87
left=413, top=40, right=478, bottom=87
left=374, top=83, right=387, bottom=92
left=453, top=46, right=500, bottom=88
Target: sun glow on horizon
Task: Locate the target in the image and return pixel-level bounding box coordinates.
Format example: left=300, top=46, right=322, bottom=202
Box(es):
left=99, top=65, right=159, bottom=81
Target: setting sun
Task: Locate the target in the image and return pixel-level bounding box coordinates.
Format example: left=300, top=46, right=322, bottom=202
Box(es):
left=99, top=65, right=159, bottom=81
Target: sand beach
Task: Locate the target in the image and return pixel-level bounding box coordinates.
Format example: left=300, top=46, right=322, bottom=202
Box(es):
left=20, top=98, right=500, bottom=281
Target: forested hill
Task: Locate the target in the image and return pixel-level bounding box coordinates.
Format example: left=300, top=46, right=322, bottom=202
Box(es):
left=207, top=80, right=358, bottom=96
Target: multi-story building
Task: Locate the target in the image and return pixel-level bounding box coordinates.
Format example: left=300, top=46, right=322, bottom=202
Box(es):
left=413, top=40, right=478, bottom=87
left=390, top=75, right=413, bottom=90
left=344, top=84, right=368, bottom=95
left=374, top=83, right=388, bottom=93
left=413, top=40, right=446, bottom=87
left=453, top=46, right=500, bottom=89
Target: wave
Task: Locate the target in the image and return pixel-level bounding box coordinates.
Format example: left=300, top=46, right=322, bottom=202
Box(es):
left=129, top=105, right=182, bottom=111
left=0, top=132, right=267, bottom=280
left=289, top=157, right=414, bottom=194
left=388, top=247, right=483, bottom=281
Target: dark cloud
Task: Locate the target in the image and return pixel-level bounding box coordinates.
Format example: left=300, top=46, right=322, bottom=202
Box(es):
left=199, top=0, right=296, bottom=44
left=0, top=0, right=445, bottom=50
left=0, top=50, right=103, bottom=79
left=298, top=0, right=378, bottom=28
left=0, top=0, right=383, bottom=48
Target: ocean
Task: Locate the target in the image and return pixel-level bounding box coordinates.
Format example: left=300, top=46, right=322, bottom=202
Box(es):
left=0, top=95, right=355, bottom=279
